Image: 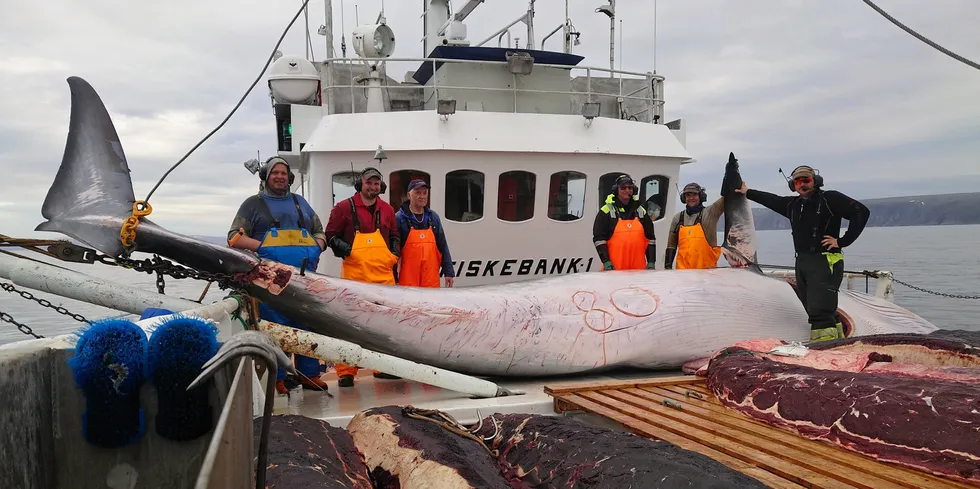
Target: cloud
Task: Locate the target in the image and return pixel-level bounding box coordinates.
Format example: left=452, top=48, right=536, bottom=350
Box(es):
left=1, top=0, right=977, bottom=243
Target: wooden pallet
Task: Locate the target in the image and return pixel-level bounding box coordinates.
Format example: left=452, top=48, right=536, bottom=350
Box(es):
left=544, top=376, right=975, bottom=489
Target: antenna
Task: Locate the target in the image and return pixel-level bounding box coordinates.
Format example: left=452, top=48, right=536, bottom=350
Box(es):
left=355, top=4, right=359, bottom=24
left=618, top=19, right=623, bottom=98
left=304, top=0, right=311, bottom=60
left=653, top=0, right=658, bottom=73
left=340, top=0, right=347, bottom=57
left=618, top=19, right=623, bottom=71
left=778, top=167, right=791, bottom=184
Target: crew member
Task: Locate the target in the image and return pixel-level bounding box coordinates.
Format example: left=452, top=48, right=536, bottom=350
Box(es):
left=735, top=166, right=870, bottom=342
left=395, top=179, right=455, bottom=288
left=592, top=174, right=657, bottom=270
left=227, top=156, right=328, bottom=394
left=664, top=183, right=725, bottom=269
left=323, top=167, right=400, bottom=387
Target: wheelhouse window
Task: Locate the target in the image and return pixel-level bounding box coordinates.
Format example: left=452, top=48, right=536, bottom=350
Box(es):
left=445, top=170, right=485, bottom=222
left=389, top=170, right=431, bottom=206
left=331, top=171, right=359, bottom=206
left=497, top=170, right=536, bottom=222
left=548, top=171, right=586, bottom=221
left=640, top=175, right=669, bottom=221
left=598, top=172, right=627, bottom=209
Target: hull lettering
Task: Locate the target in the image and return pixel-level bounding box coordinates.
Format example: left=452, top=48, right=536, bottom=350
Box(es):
left=447, top=257, right=595, bottom=278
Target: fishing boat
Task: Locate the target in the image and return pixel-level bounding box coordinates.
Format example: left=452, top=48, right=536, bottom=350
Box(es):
left=3, top=1, right=954, bottom=488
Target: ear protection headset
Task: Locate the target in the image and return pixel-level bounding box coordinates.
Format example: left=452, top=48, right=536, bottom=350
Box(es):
left=610, top=175, right=637, bottom=194
left=353, top=167, right=388, bottom=193
left=679, top=183, right=708, bottom=204
left=258, top=156, right=295, bottom=186
left=784, top=165, right=823, bottom=192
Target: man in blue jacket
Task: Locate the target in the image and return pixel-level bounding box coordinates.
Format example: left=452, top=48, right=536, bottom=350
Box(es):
left=227, top=156, right=328, bottom=394
left=394, top=179, right=455, bottom=288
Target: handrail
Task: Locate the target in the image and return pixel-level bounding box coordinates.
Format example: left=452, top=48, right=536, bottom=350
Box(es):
left=319, top=55, right=665, bottom=119
left=321, top=83, right=663, bottom=104
left=321, top=56, right=667, bottom=81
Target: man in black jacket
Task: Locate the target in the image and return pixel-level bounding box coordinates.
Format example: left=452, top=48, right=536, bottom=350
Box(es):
left=592, top=174, right=657, bottom=271
left=735, top=166, right=870, bottom=342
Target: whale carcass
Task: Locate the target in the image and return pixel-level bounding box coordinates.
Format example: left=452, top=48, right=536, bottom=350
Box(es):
left=704, top=331, right=980, bottom=485
left=35, top=76, right=939, bottom=377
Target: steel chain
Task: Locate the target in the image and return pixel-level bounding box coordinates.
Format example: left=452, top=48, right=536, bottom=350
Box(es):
left=95, top=253, right=245, bottom=292
left=0, top=310, right=44, bottom=339
left=1, top=282, right=90, bottom=323
left=889, top=276, right=980, bottom=300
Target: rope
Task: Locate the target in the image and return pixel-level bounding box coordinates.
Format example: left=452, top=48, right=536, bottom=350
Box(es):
left=401, top=406, right=499, bottom=457
left=142, top=0, right=313, bottom=203
left=861, top=0, right=980, bottom=71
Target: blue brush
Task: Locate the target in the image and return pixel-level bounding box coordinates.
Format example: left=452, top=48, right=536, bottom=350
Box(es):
left=67, top=318, right=148, bottom=448
left=146, top=315, right=220, bottom=441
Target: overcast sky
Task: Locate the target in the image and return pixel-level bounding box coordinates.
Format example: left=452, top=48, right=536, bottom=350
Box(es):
left=2, top=0, right=977, bottom=240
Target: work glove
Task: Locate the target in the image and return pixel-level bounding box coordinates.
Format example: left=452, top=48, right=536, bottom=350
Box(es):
left=389, top=236, right=401, bottom=258
left=603, top=261, right=615, bottom=271
left=663, top=248, right=676, bottom=270
left=645, top=244, right=657, bottom=269
left=327, top=236, right=352, bottom=258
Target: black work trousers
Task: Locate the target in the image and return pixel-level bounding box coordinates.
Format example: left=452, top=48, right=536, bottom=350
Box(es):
left=794, top=252, right=844, bottom=332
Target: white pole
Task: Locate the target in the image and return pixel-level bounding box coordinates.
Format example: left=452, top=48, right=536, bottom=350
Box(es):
left=49, top=297, right=243, bottom=346
left=563, top=0, right=569, bottom=53
left=323, top=0, right=335, bottom=115
left=259, top=321, right=514, bottom=398
left=0, top=254, right=202, bottom=318
left=609, top=0, right=616, bottom=78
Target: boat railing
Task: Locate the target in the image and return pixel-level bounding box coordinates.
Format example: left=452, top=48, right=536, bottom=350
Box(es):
left=763, top=268, right=895, bottom=300
left=319, top=56, right=665, bottom=122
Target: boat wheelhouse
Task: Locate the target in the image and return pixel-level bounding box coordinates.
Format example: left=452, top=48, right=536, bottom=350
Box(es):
left=264, top=0, right=693, bottom=284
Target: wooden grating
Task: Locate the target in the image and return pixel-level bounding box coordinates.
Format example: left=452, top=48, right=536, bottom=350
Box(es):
left=543, top=376, right=975, bottom=489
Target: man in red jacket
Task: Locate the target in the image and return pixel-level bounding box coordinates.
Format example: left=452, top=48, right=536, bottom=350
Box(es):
left=323, top=167, right=400, bottom=386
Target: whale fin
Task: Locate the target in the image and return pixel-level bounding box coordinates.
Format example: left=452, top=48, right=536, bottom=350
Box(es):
left=720, top=152, right=759, bottom=270
left=34, top=76, right=139, bottom=258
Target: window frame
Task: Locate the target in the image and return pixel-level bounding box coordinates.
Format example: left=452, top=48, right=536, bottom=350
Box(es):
left=444, top=169, right=486, bottom=223
left=330, top=171, right=360, bottom=206
left=546, top=170, right=587, bottom=222
left=496, top=170, right=537, bottom=223
left=639, top=174, right=670, bottom=222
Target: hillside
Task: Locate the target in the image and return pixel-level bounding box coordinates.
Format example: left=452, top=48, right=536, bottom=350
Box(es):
left=741, top=192, right=980, bottom=231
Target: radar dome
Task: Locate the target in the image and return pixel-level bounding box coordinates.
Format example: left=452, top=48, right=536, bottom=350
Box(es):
left=268, top=55, right=319, bottom=104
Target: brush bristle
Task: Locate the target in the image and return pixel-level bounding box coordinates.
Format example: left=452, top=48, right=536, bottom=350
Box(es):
left=147, top=315, right=220, bottom=441
left=67, top=318, right=148, bottom=448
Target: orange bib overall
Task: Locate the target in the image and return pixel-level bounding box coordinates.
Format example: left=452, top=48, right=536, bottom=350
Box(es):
left=398, top=224, right=442, bottom=288
left=336, top=199, right=398, bottom=379
left=675, top=214, right=721, bottom=269
left=604, top=218, right=648, bottom=270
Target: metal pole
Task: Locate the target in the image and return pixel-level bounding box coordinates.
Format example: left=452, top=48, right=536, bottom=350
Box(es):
left=260, top=320, right=515, bottom=398
left=323, top=0, right=335, bottom=115
left=526, top=0, right=535, bottom=49
left=564, top=0, right=570, bottom=53
left=0, top=254, right=201, bottom=318
left=609, top=0, right=616, bottom=78
left=304, top=0, right=310, bottom=60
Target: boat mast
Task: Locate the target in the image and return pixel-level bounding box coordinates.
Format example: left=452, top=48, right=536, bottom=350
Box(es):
left=322, top=0, right=335, bottom=115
